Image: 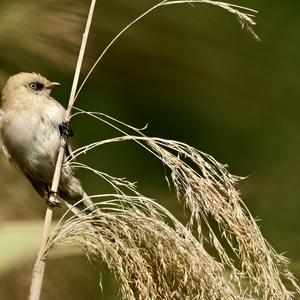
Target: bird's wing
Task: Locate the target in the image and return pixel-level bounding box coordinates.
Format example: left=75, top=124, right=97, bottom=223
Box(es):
left=0, top=109, right=11, bottom=160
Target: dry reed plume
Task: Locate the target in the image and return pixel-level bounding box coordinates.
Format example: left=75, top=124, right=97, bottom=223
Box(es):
left=30, top=1, right=300, bottom=299
left=48, top=195, right=240, bottom=300
left=46, top=108, right=300, bottom=299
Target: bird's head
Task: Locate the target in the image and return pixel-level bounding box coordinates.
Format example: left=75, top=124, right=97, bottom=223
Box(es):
left=1, top=72, right=60, bottom=106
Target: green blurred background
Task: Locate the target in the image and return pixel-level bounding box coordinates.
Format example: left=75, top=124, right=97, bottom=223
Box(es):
left=1, top=0, right=300, bottom=299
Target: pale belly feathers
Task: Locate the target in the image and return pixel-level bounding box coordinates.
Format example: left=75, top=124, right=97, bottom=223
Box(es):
left=1, top=99, right=65, bottom=181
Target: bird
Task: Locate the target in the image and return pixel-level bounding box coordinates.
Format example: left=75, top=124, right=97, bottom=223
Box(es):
left=0, top=72, right=94, bottom=216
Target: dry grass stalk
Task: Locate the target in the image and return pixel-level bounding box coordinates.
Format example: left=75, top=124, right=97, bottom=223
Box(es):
left=28, top=1, right=97, bottom=299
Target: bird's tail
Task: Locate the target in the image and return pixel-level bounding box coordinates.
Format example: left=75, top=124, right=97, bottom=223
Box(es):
left=63, top=192, right=97, bottom=217
left=59, top=165, right=99, bottom=217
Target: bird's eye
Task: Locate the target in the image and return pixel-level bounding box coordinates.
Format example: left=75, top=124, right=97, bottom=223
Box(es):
left=29, top=82, right=44, bottom=90
left=29, top=83, right=38, bottom=90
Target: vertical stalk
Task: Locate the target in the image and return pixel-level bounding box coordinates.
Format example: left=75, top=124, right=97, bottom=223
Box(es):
left=28, top=1, right=96, bottom=299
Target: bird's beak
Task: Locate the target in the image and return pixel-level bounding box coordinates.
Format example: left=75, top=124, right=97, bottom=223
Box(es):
left=45, top=82, right=61, bottom=90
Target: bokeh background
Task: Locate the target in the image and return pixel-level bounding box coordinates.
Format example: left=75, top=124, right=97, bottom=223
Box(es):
left=1, top=0, right=300, bottom=299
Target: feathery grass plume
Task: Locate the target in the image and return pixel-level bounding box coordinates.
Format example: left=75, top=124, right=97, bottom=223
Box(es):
left=161, top=1, right=260, bottom=40
left=48, top=195, right=241, bottom=300
left=70, top=162, right=140, bottom=196
left=60, top=108, right=300, bottom=299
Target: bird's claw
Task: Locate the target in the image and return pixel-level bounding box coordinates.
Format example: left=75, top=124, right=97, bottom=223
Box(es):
left=59, top=122, right=74, bottom=138
left=46, top=192, right=61, bottom=208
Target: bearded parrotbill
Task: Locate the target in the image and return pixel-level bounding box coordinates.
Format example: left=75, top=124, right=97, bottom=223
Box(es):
left=0, top=72, right=94, bottom=215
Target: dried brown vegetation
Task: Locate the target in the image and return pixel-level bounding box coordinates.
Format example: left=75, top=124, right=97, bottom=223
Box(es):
left=46, top=108, right=300, bottom=299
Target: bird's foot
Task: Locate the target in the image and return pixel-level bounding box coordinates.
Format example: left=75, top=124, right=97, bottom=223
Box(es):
left=59, top=122, right=74, bottom=138
left=46, top=191, right=61, bottom=208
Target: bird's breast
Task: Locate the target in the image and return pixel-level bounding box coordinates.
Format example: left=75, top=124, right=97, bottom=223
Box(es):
left=1, top=102, right=64, bottom=174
